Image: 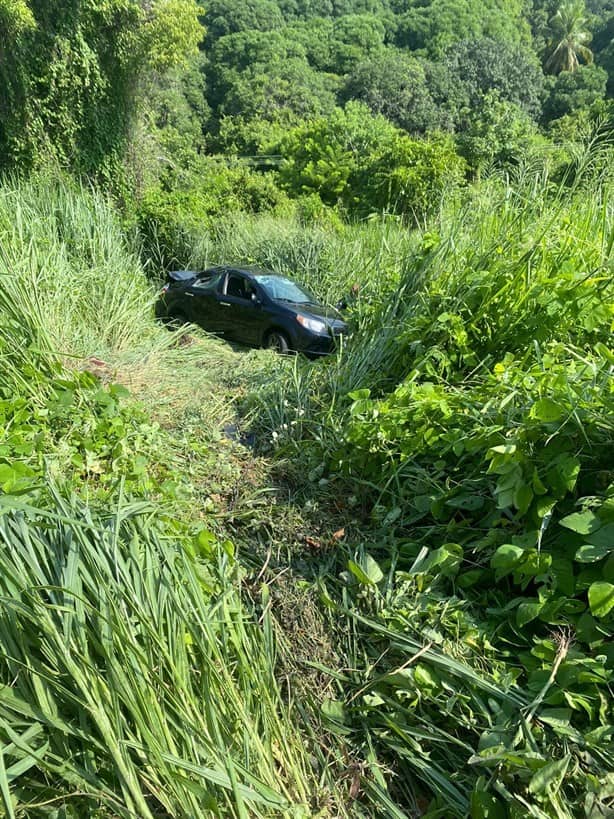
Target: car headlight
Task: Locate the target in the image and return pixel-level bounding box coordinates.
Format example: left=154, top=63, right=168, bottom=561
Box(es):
left=296, top=314, right=328, bottom=334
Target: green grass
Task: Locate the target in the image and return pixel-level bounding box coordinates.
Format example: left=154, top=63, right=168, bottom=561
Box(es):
left=1, top=168, right=613, bottom=818
left=0, top=175, right=159, bottom=364
left=0, top=491, right=336, bottom=818
left=0, top=176, right=363, bottom=817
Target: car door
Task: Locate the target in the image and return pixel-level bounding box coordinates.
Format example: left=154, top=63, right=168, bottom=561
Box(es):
left=183, top=272, right=226, bottom=333
left=217, top=273, right=264, bottom=345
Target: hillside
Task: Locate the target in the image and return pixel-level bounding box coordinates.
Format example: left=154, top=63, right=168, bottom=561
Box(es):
left=0, top=166, right=611, bottom=817
left=0, top=1, right=613, bottom=816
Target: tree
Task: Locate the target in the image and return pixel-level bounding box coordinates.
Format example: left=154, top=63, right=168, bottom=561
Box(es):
left=544, top=1, right=594, bottom=73
left=343, top=50, right=455, bottom=134
left=354, top=133, right=466, bottom=219
left=456, top=92, right=543, bottom=174
left=218, top=59, right=338, bottom=120
left=394, top=0, right=530, bottom=57
left=278, top=102, right=398, bottom=205
left=203, top=0, right=284, bottom=45
left=276, top=101, right=466, bottom=219
left=446, top=38, right=545, bottom=121
left=330, top=13, right=386, bottom=72
left=542, top=63, right=607, bottom=119
left=206, top=30, right=337, bottom=121
left=0, top=0, right=203, bottom=175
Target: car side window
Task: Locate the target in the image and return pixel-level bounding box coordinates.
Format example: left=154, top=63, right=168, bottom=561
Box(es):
left=225, top=274, right=252, bottom=301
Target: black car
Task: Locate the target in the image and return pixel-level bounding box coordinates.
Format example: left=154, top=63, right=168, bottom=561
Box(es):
left=157, top=265, right=348, bottom=355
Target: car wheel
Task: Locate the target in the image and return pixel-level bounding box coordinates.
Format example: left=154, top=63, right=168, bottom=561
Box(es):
left=264, top=330, right=290, bottom=354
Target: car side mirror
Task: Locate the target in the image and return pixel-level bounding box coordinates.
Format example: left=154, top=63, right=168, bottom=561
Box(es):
left=251, top=292, right=262, bottom=305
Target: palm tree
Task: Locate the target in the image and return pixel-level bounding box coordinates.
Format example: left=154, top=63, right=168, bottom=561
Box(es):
left=544, top=1, right=594, bottom=74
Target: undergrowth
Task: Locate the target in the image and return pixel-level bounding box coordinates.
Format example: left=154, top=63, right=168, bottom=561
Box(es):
left=0, top=176, right=361, bottom=817
left=1, top=167, right=613, bottom=818
left=246, top=164, right=614, bottom=817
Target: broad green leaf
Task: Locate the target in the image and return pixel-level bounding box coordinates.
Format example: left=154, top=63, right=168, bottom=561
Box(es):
left=517, top=600, right=543, bottom=628
left=419, top=543, right=463, bottom=577
left=363, top=554, right=384, bottom=584
left=457, top=568, right=484, bottom=589
left=595, top=341, right=614, bottom=363
left=575, top=543, right=611, bottom=563
left=383, top=506, right=402, bottom=526
left=470, top=788, right=506, bottom=818
left=514, top=483, right=533, bottom=514
left=528, top=755, right=571, bottom=796
left=532, top=469, right=547, bottom=495
left=489, top=444, right=517, bottom=455
left=321, top=700, right=352, bottom=735
left=530, top=398, right=565, bottom=423
left=196, top=529, right=217, bottom=558
left=588, top=582, right=614, bottom=619
left=491, top=544, right=525, bottom=577
left=496, top=488, right=515, bottom=510
left=575, top=612, right=602, bottom=644
left=516, top=549, right=551, bottom=580
left=585, top=523, right=614, bottom=548
left=559, top=511, right=601, bottom=535
left=414, top=663, right=440, bottom=691
left=348, top=389, right=371, bottom=401
left=109, top=383, right=131, bottom=399
left=446, top=494, right=485, bottom=511
left=547, top=454, right=580, bottom=494
left=550, top=558, right=575, bottom=596
left=348, top=560, right=376, bottom=586
left=220, top=539, right=235, bottom=559
left=536, top=496, right=555, bottom=518
left=538, top=708, right=572, bottom=730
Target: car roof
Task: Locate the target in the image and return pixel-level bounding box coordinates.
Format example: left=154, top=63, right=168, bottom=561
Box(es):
left=204, top=264, right=282, bottom=279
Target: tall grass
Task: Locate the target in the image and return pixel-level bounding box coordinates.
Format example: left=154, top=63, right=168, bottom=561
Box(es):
left=0, top=490, right=337, bottom=817
left=189, top=212, right=416, bottom=311
left=240, top=164, right=614, bottom=815
left=0, top=176, right=159, bottom=362
left=245, top=164, right=614, bottom=447
left=0, top=176, right=365, bottom=817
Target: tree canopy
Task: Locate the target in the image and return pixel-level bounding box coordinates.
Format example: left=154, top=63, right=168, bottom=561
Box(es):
left=3, top=0, right=614, bottom=211
left=0, top=0, right=202, bottom=175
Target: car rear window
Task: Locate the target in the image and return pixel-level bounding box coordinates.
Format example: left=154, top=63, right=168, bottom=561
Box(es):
left=192, top=273, right=222, bottom=291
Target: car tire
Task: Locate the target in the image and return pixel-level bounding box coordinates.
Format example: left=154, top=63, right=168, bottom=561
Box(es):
left=264, top=330, right=290, bottom=354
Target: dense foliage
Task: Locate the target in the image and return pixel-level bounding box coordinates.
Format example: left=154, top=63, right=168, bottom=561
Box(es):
left=0, top=0, right=202, bottom=178
left=2, top=0, right=614, bottom=816
left=4, top=0, right=614, bottom=227
left=244, top=161, right=614, bottom=817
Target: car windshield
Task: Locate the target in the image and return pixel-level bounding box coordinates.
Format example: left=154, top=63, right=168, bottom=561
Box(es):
left=256, top=275, right=315, bottom=305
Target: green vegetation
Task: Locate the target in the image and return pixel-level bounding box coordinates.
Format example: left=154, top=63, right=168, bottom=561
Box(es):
left=245, top=164, right=614, bottom=816
left=1, top=0, right=614, bottom=816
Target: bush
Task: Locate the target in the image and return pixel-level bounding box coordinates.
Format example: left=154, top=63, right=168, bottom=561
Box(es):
left=135, top=161, right=292, bottom=269
left=352, top=132, right=466, bottom=220
left=278, top=103, right=466, bottom=221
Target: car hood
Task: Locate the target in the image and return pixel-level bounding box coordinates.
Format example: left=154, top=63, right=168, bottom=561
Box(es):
left=282, top=300, right=346, bottom=326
